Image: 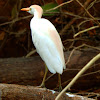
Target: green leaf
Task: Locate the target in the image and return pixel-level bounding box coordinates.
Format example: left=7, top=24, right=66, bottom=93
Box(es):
left=42, top=2, right=59, bottom=16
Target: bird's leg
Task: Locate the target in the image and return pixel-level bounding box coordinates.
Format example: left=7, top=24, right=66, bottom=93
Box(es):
left=40, top=64, right=48, bottom=88
left=58, top=74, right=62, bottom=91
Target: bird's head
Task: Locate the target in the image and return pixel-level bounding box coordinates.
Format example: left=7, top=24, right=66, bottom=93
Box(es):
left=21, top=5, right=43, bottom=18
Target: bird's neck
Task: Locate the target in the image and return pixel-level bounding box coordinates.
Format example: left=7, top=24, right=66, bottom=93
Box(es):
left=33, top=11, right=42, bottom=19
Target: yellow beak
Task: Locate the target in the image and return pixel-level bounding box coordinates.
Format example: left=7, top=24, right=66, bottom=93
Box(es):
left=21, top=8, right=30, bottom=11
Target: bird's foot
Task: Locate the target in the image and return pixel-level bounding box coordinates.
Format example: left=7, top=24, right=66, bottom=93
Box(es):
left=37, top=83, right=46, bottom=88
left=58, top=85, right=62, bottom=92
left=40, top=83, right=45, bottom=88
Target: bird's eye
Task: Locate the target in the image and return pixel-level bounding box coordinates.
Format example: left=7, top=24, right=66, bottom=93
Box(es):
left=30, top=8, right=32, bottom=11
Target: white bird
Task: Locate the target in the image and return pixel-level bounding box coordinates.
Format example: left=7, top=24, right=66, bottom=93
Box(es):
left=21, top=5, right=65, bottom=89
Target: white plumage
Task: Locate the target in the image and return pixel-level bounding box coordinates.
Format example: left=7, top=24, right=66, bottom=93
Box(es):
left=21, top=5, right=65, bottom=74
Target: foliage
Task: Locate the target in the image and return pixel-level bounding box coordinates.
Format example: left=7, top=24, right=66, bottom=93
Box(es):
left=42, top=2, right=59, bottom=16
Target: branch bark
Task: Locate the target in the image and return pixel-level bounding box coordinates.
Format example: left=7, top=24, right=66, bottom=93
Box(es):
left=0, top=83, right=94, bottom=100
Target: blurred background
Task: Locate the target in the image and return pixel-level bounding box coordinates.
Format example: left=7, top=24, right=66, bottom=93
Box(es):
left=0, top=0, right=100, bottom=58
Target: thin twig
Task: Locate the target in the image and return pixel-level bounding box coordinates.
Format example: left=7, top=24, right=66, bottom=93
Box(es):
left=46, top=0, right=74, bottom=12
left=44, top=12, right=100, bottom=21
left=25, top=50, right=36, bottom=58
left=65, top=44, right=86, bottom=65
left=65, top=49, right=75, bottom=65
left=60, top=0, right=94, bottom=35
left=74, top=25, right=99, bottom=37
left=55, top=53, right=100, bottom=100
left=63, top=38, right=90, bottom=43
left=84, top=44, right=100, bottom=51
left=77, top=19, right=92, bottom=29
left=0, top=15, right=32, bottom=27
left=86, top=0, right=97, bottom=11
left=54, top=62, right=100, bottom=89
left=66, top=43, right=100, bottom=65
left=75, top=0, right=100, bottom=26
left=62, top=69, right=100, bottom=89
left=57, top=68, right=100, bottom=89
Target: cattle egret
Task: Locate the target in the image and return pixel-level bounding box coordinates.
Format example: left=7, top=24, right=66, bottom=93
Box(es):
left=21, top=5, right=65, bottom=90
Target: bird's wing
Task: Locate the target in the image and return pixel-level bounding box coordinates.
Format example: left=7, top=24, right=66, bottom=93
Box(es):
left=44, top=19, right=65, bottom=68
